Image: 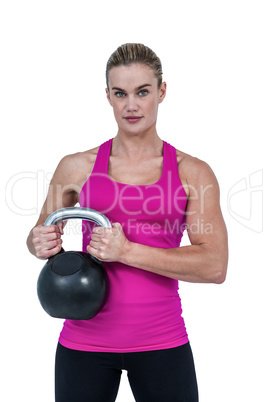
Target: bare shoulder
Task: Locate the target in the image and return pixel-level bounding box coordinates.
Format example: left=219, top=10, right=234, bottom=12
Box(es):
left=52, top=145, right=100, bottom=188
left=176, top=149, right=219, bottom=195
left=59, top=146, right=99, bottom=171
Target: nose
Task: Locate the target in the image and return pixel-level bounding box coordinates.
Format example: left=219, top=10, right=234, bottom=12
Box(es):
left=126, top=95, right=138, bottom=112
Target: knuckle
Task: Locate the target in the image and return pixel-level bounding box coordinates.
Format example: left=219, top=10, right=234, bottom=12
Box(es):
left=49, top=225, right=57, bottom=233
left=55, top=239, right=62, bottom=247
left=36, top=250, right=44, bottom=259
left=54, top=225, right=61, bottom=233
left=95, top=227, right=104, bottom=235
left=49, top=240, right=57, bottom=248
left=52, top=232, right=59, bottom=240
left=50, top=246, right=61, bottom=257
left=46, top=225, right=56, bottom=233
left=98, top=251, right=105, bottom=260
left=34, top=244, right=41, bottom=252
left=33, top=226, right=41, bottom=236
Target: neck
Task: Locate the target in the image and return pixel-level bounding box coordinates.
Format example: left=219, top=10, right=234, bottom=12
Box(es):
left=112, top=129, right=163, bottom=159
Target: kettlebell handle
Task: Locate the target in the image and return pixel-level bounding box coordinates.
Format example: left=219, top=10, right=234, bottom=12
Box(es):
left=44, top=207, right=112, bottom=228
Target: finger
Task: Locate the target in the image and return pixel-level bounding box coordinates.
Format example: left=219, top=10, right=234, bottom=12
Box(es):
left=87, top=245, right=105, bottom=262
left=112, top=222, right=122, bottom=228
left=35, top=225, right=61, bottom=235
left=93, top=227, right=112, bottom=236
left=33, top=231, right=61, bottom=244
left=47, top=225, right=61, bottom=234
left=35, top=238, right=62, bottom=251
left=112, top=222, right=122, bottom=238
left=89, top=240, right=100, bottom=250
left=44, top=238, right=63, bottom=249
left=90, top=233, right=102, bottom=242
left=93, top=227, right=104, bottom=235
left=36, top=244, right=62, bottom=259
left=87, top=245, right=99, bottom=258
left=57, top=221, right=66, bottom=235
left=41, top=232, right=61, bottom=242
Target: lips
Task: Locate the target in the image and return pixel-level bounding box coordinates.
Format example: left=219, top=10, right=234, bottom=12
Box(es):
left=124, top=116, right=143, bottom=123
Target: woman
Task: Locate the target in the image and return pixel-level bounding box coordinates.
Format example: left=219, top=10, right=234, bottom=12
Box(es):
left=27, top=43, right=228, bottom=402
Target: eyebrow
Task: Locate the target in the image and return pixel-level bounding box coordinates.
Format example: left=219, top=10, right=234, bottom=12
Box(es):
left=111, top=84, right=152, bottom=91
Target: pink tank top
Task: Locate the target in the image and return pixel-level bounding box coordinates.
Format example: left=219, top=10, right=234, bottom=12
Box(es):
left=59, top=138, right=189, bottom=352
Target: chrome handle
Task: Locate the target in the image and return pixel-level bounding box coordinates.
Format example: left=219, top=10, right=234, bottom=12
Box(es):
left=44, top=207, right=112, bottom=228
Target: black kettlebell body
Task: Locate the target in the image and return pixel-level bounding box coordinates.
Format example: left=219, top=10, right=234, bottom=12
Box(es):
left=37, top=250, right=109, bottom=320
left=37, top=207, right=111, bottom=320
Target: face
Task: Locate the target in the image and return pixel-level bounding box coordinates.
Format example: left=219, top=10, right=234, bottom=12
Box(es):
left=106, top=64, right=166, bottom=136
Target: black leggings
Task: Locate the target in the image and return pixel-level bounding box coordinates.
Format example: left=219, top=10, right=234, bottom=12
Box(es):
left=55, top=342, right=198, bottom=402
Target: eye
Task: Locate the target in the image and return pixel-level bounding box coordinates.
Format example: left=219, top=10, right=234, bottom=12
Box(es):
left=138, top=89, right=148, bottom=96
left=115, top=91, right=125, bottom=98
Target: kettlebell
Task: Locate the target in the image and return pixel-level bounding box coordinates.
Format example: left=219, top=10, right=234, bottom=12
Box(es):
left=37, top=207, right=111, bottom=320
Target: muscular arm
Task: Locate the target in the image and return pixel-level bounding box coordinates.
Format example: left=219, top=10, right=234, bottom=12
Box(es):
left=88, top=157, right=228, bottom=284
left=26, top=151, right=95, bottom=258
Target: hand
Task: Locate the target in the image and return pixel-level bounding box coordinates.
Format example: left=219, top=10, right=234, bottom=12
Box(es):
left=87, top=223, right=130, bottom=262
left=32, top=223, right=64, bottom=259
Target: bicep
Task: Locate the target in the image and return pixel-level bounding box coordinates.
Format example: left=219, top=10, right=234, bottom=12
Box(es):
left=184, top=161, right=228, bottom=258
left=35, top=156, right=79, bottom=225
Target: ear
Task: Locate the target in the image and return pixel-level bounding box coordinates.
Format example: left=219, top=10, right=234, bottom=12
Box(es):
left=158, top=82, right=167, bottom=104
left=106, top=88, right=113, bottom=106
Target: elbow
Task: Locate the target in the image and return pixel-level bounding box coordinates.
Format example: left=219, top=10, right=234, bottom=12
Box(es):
left=204, top=245, right=228, bottom=284
left=199, top=245, right=228, bottom=284
left=213, top=271, right=226, bottom=284
left=211, top=260, right=228, bottom=284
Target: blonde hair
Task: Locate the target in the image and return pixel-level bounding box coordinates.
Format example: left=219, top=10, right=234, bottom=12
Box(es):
left=106, top=43, right=163, bottom=89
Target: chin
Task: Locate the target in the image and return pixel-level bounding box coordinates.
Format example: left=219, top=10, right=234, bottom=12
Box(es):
left=120, top=122, right=156, bottom=137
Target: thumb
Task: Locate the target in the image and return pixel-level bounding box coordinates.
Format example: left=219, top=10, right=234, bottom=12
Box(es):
left=112, top=222, right=123, bottom=238
left=57, top=221, right=66, bottom=235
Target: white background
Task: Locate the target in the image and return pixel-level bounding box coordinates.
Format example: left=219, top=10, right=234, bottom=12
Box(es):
left=1, top=1, right=267, bottom=401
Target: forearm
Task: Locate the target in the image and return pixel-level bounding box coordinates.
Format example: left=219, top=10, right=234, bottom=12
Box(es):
left=88, top=223, right=228, bottom=284
left=27, top=229, right=37, bottom=256
left=120, top=241, right=226, bottom=284
left=26, top=224, right=63, bottom=260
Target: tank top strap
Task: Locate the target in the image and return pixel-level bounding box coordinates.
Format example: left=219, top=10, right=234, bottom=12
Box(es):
left=163, top=141, right=179, bottom=179
left=91, top=139, right=178, bottom=180
left=91, top=138, right=113, bottom=174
